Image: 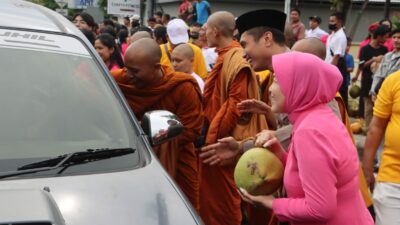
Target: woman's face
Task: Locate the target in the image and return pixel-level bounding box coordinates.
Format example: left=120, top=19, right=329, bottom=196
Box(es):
left=73, top=16, right=91, bottom=30
left=269, top=77, right=286, bottom=113
left=94, top=40, right=113, bottom=64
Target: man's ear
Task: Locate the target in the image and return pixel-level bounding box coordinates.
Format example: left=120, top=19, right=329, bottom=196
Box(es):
left=263, top=31, right=273, bottom=47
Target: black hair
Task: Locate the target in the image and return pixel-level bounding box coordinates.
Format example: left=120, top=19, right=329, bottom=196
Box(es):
left=347, top=36, right=352, bottom=43
left=95, top=33, right=124, bottom=70
left=192, top=22, right=202, bottom=28
left=111, top=16, right=119, bottom=21
left=290, top=8, right=301, bottom=16
left=131, top=26, right=153, bottom=37
left=100, top=25, right=117, bottom=39
left=156, top=11, right=163, bottom=17
left=73, top=12, right=96, bottom=30
left=103, top=19, right=115, bottom=27
left=80, top=28, right=95, bottom=46
left=123, top=16, right=130, bottom=21
left=372, top=25, right=391, bottom=39
left=163, top=14, right=171, bottom=20
left=391, top=28, right=400, bottom=36
left=245, top=26, right=286, bottom=46
left=118, top=29, right=129, bottom=45
left=148, top=17, right=157, bottom=23
left=154, top=26, right=168, bottom=44
left=379, top=18, right=393, bottom=30
left=331, top=12, right=344, bottom=22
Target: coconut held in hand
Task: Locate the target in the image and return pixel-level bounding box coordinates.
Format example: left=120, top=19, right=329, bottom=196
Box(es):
left=234, top=147, right=284, bottom=195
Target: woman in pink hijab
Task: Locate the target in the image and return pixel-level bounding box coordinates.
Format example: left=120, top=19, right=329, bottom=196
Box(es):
left=240, top=52, right=374, bottom=225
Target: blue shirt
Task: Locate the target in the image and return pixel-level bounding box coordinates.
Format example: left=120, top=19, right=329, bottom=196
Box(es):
left=196, top=1, right=210, bottom=25
left=345, top=53, right=354, bottom=86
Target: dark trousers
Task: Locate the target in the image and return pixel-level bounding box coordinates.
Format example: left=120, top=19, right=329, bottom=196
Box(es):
left=339, top=84, right=349, bottom=111
left=358, top=95, right=365, bottom=118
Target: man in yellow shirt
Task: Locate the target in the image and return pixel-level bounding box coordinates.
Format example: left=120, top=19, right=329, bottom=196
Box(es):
left=160, top=19, right=208, bottom=79
left=363, top=70, right=400, bottom=225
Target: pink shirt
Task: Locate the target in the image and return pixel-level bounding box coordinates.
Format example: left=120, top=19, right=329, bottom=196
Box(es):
left=272, top=106, right=373, bottom=225
left=271, top=52, right=374, bottom=225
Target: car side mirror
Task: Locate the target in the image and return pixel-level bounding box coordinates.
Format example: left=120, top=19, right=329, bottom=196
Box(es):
left=141, top=110, right=184, bottom=146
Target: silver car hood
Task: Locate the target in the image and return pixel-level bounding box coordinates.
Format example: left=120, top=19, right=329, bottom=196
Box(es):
left=0, top=161, right=200, bottom=225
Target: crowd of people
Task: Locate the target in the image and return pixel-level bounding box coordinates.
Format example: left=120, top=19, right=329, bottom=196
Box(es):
left=69, top=4, right=400, bottom=225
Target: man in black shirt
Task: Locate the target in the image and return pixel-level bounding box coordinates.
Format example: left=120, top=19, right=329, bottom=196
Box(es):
left=359, top=25, right=390, bottom=127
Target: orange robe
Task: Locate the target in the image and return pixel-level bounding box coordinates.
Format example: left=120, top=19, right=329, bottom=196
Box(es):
left=112, top=66, right=204, bottom=211
left=335, top=93, right=374, bottom=208
left=200, top=41, right=267, bottom=225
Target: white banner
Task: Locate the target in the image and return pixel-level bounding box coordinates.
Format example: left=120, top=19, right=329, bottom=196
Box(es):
left=107, top=0, right=140, bottom=15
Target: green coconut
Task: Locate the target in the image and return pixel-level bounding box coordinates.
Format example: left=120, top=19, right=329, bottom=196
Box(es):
left=234, top=147, right=284, bottom=196
left=349, top=85, right=361, bottom=99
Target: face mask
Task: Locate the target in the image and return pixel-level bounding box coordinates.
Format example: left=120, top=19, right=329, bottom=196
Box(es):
left=328, top=23, right=337, bottom=31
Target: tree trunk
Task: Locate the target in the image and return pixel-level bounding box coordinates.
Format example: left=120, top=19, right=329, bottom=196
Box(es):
left=348, top=0, right=370, bottom=40
left=384, top=0, right=391, bottom=19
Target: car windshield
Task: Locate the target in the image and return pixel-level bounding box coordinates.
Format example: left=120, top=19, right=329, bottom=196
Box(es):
left=0, top=30, right=140, bottom=176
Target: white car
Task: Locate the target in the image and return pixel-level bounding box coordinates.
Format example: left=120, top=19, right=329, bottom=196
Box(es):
left=0, top=0, right=202, bottom=224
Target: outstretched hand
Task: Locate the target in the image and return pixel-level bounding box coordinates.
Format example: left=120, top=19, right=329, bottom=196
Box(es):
left=199, top=137, right=240, bottom=166
left=237, top=99, right=271, bottom=114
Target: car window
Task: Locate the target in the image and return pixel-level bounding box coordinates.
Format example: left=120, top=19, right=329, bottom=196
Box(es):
left=0, top=30, right=141, bottom=175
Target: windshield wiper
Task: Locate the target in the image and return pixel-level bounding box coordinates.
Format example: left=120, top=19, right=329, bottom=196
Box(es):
left=0, top=148, right=135, bottom=179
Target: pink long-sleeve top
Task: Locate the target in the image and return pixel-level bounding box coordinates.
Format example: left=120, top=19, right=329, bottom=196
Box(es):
left=271, top=52, right=374, bottom=225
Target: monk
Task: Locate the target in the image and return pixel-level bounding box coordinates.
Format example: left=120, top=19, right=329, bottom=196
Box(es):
left=130, top=31, right=152, bottom=43
left=161, top=18, right=208, bottom=79
left=111, top=38, right=203, bottom=211
left=199, top=11, right=268, bottom=225
left=171, top=44, right=205, bottom=92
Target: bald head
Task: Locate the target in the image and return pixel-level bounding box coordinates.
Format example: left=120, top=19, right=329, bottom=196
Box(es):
left=291, top=38, right=326, bottom=60
left=130, top=31, right=152, bottom=43
left=125, top=38, right=161, bottom=64
left=172, top=44, right=194, bottom=60
left=207, top=11, right=236, bottom=37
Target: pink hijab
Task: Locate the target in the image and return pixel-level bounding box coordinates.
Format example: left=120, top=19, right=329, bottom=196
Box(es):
left=272, top=52, right=342, bottom=123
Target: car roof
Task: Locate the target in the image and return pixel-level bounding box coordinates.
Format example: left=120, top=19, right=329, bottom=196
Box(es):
left=0, top=0, right=82, bottom=36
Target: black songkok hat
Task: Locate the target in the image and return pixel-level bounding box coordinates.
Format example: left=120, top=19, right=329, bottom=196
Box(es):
left=236, top=9, right=287, bottom=36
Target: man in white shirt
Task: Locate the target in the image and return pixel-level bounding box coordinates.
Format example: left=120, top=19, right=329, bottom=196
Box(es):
left=326, top=12, right=348, bottom=107
left=171, top=43, right=205, bottom=92
left=306, top=15, right=328, bottom=39
left=325, top=12, right=347, bottom=65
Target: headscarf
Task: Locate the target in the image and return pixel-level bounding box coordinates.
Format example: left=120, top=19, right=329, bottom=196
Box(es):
left=272, top=52, right=342, bottom=123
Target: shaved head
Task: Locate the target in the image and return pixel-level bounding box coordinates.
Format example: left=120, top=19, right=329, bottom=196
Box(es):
left=171, top=44, right=194, bottom=74
left=173, top=44, right=194, bottom=60
left=125, top=38, right=161, bottom=64
left=131, top=31, right=152, bottom=43
left=124, top=38, right=162, bottom=88
left=207, top=11, right=236, bottom=37
left=291, top=38, right=326, bottom=60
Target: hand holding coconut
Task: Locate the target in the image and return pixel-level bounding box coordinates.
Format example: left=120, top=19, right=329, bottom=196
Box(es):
left=238, top=187, right=275, bottom=209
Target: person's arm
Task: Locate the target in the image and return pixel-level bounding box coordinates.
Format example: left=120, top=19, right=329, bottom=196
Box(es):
left=363, top=76, right=393, bottom=186
left=330, top=35, right=346, bottom=66
left=331, top=55, right=340, bottom=66
left=206, top=1, right=211, bottom=15
left=272, top=129, right=338, bottom=222
left=362, top=116, right=388, bottom=187
left=298, top=24, right=305, bottom=40
left=370, top=55, right=389, bottom=96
